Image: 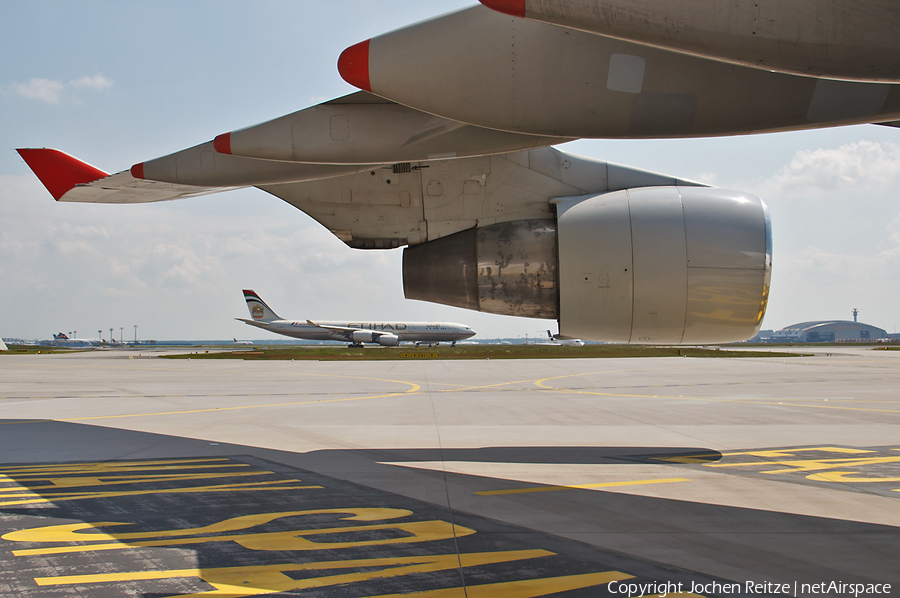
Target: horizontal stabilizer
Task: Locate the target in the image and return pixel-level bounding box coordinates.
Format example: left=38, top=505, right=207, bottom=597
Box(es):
left=18, top=148, right=231, bottom=204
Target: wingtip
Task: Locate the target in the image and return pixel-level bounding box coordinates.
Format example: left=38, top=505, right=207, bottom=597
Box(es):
left=17, top=148, right=109, bottom=200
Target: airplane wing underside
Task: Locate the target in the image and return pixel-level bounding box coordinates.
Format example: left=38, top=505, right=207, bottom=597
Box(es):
left=61, top=171, right=232, bottom=204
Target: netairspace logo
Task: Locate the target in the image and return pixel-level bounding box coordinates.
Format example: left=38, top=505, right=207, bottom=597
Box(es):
left=607, top=579, right=892, bottom=597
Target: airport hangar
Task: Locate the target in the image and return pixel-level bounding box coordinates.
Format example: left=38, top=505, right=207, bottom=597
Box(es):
left=771, top=320, right=889, bottom=343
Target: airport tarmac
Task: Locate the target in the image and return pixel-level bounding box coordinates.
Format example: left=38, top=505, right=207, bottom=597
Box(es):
left=1, top=347, right=898, bottom=597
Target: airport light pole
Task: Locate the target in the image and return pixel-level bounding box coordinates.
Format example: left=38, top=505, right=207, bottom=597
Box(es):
left=134, top=325, right=138, bottom=344
left=110, top=328, right=114, bottom=345
left=120, top=327, right=123, bottom=344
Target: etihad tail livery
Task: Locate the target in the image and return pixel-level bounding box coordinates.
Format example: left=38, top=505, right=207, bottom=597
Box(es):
left=237, top=290, right=475, bottom=347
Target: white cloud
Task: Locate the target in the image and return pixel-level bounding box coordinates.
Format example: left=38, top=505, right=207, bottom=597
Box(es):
left=9, top=75, right=113, bottom=104
left=693, top=171, right=718, bottom=186
left=69, top=75, right=113, bottom=91
left=888, top=214, right=900, bottom=246
left=11, top=78, right=65, bottom=103
left=756, top=140, right=900, bottom=199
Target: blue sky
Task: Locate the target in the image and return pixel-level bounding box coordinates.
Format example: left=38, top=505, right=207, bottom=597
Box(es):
left=3, top=1, right=900, bottom=341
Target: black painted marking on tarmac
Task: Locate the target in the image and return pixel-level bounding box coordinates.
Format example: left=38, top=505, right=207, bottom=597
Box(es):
left=0, top=454, right=765, bottom=597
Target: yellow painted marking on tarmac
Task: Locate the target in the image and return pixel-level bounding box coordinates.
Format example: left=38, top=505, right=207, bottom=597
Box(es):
left=533, top=379, right=900, bottom=415
left=705, top=455, right=900, bottom=474
left=0, top=479, right=320, bottom=507
left=6, top=508, right=411, bottom=544
left=441, top=378, right=557, bottom=393
left=806, top=471, right=900, bottom=483
left=290, top=371, right=422, bottom=392
left=0, top=470, right=272, bottom=495
left=1, top=370, right=422, bottom=421
left=0, top=460, right=245, bottom=478
left=34, top=549, right=554, bottom=594
left=49, top=386, right=422, bottom=423
left=532, top=367, right=686, bottom=392
left=718, top=447, right=873, bottom=458
left=367, top=571, right=635, bottom=597
left=12, top=517, right=475, bottom=556
left=657, top=446, right=874, bottom=464
left=475, top=478, right=690, bottom=496
left=0, top=457, right=233, bottom=472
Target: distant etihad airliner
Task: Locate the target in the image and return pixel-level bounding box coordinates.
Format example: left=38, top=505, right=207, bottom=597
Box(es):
left=236, top=290, right=475, bottom=347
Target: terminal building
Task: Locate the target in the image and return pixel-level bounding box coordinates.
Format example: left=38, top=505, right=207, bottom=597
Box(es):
left=770, top=320, right=888, bottom=343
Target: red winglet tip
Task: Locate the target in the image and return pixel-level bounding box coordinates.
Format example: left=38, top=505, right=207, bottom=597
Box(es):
left=131, top=162, right=145, bottom=179
left=338, top=39, right=371, bottom=92
left=17, top=148, right=108, bottom=200
left=479, top=0, right=526, bottom=17
left=213, top=133, right=232, bottom=155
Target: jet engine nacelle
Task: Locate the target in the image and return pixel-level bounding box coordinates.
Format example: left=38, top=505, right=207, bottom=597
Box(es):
left=350, top=330, right=375, bottom=343
left=340, top=6, right=900, bottom=139
left=480, top=0, right=900, bottom=83
left=376, top=333, right=400, bottom=346
left=403, top=187, right=771, bottom=344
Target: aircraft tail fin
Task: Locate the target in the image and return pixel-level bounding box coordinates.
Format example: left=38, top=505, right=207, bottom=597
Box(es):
left=242, top=290, right=282, bottom=321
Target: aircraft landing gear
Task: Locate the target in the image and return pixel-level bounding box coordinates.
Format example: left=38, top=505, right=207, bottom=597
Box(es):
left=348, top=343, right=364, bottom=348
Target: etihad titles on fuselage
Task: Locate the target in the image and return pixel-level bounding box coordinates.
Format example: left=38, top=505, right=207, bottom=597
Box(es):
left=236, top=290, right=475, bottom=346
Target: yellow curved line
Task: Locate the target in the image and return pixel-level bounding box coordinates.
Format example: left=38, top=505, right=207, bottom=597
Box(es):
left=291, top=372, right=421, bottom=394
left=533, top=367, right=679, bottom=391
left=534, top=374, right=900, bottom=414
left=60, top=389, right=421, bottom=423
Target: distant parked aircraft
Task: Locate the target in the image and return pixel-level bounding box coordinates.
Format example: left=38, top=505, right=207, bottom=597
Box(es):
left=52, top=333, right=100, bottom=347
left=233, top=338, right=254, bottom=345
left=546, top=331, right=585, bottom=347
left=236, top=290, right=475, bottom=347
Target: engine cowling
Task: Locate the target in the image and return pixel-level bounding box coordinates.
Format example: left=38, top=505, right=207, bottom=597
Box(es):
left=376, top=333, right=400, bottom=346
left=403, top=186, right=771, bottom=344
left=350, top=330, right=375, bottom=343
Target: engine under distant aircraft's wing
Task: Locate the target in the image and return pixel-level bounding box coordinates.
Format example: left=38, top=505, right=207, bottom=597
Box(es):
left=305, top=319, right=393, bottom=343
